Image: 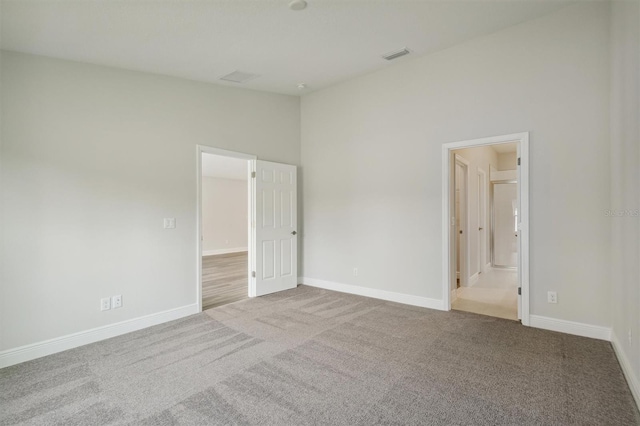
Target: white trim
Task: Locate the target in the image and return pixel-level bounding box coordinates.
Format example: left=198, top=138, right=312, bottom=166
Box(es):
left=611, top=332, right=640, bottom=409
left=451, top=288, right=458, bottom=303
left=454, top=155, right=470, bottom=289
left=468, top=272, right=479, bottom=286
left=477, top=168, right=487, bottom=275
left=442, top=132, right=530, bottom=326
left=196, top=145, right=256, bottom=312
left=202, top=247, right=248, bottom=256
left=0, top=304, right=198, bottom=369
left=485, top=262, right=492, bottom=272
left=300, top=277, right=445, bottom=311
left=529, top=315, right=611, bottom=341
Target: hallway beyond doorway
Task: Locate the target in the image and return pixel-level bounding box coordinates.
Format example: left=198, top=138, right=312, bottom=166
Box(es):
left=452, top=268, right=518, bottom=320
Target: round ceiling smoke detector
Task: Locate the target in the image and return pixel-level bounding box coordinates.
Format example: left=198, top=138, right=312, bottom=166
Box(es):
left=297, top=83, right=307, bottom=90
left=289, top=0, right=307, bottom=11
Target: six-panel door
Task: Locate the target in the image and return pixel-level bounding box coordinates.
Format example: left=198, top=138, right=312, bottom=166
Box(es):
left=254, top=160, right=297, bottom=296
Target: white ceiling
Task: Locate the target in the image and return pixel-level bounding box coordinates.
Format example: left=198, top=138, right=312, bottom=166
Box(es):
left=1, top=0, right=574, bottom=96
left=201, top=154, right=248, bottom=181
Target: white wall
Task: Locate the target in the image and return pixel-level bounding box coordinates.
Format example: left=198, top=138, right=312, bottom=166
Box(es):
left=610, top=0, right=640, bottom=403
left=452, top=146, right=498, bottom=283
left=301, top=3, right=611, bottom=326
left=202, top=177, right=248, bottom=254
left=0, top=2, right=4, bottom=352
left=0, top=51, right=300, bottom=351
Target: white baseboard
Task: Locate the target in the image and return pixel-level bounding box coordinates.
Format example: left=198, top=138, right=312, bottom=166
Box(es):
left=0, top=303, right=199, bottom=369
left=202, top=247, right=247, bottom=256
left=299, top=277, right=445, bottom=311
left=611, top=332, right=640, bottom=409
left=484, top=262, right=492, bottom=273
left=468, top=272, right=479, bottom=286
left=529, top=315, right=612, bottom=341
left=451, top=288, right=458, bottom=303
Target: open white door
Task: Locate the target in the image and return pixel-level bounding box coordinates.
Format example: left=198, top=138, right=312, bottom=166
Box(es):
left=252, top=160, right=297, bottom=297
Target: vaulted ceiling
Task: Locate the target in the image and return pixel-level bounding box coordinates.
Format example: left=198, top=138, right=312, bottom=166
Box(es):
left=1, top=1, right=574, bottom=95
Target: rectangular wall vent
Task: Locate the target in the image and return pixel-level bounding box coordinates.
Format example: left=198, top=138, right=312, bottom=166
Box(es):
left=382, top=48, right=411, bottom=61
left=220, top=71, right=259, bottom=84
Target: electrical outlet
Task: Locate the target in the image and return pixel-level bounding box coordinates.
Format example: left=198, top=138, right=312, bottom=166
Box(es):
left=112, top=295, right=122, bottom=309
left=100, top=297, right=111, bottom=311
left=547, top=291, right=557, bottom=304
left=163, top=218, right=176, bottom=229
left=353, top=268, right=358, bottom=277
left=629, top=329, right=633, bottom=345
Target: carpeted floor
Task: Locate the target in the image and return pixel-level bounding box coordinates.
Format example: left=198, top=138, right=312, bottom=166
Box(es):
left=1, top=285, right=638, bottom=425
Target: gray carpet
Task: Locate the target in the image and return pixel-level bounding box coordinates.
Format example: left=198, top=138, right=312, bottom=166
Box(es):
left=1, top=285, right=638, bottom=425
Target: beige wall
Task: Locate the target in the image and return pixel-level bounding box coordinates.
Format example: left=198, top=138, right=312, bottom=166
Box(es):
left=202, top=177, right=248, bottom=254
left=301, top=3, right=611, bottom=326
left=0, top=51, right=300, bottom=351
left=497, top=152, right=517, bottom=171
left=610, top=0, right=640, bottom=402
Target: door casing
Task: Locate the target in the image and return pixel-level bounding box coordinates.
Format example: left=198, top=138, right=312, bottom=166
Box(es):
left=454, top=155, right=470, bottom=290
left=477, top=168, right=487, bottom=275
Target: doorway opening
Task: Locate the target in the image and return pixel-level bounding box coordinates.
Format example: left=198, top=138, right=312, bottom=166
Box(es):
left=199, top=150, right=253, bottom=310
left=196, top=146, right=299, bottom=313
left=442, top=133, right=529, bottom=324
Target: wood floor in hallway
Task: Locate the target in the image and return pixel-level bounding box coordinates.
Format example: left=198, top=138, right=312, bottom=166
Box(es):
left=202, top=251, right=248, bottom=310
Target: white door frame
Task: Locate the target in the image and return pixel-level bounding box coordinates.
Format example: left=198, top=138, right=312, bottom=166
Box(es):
left=477, top=168, right=487, bottom=275
left=442, top=132, right=530, bottom=325
left=454, top=155, right=470, bottom=289
left=196, top=145, right=256, bottom=313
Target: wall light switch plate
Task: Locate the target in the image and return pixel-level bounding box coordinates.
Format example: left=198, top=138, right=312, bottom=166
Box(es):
left=163, top=218, right=176, bottom=229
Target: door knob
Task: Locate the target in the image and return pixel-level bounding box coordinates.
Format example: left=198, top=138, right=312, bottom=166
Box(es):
left=291, top=231, right=297, bottom=235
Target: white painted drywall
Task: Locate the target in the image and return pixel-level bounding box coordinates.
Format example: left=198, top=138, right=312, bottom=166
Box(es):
left=610, top=0, right=640, bottom=401
left=0, top=2, right=4, bottom=352
left=0, top=51, right=300, bottom=351
left=452, top=146, right=498, bottom=283
left=301, top=3, right=611, bottom=326
left=202, top=177, right=248, bottom=255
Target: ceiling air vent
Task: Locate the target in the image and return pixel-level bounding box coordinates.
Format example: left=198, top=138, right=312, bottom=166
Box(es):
left=382, top=48, right=411, bottom=61
left=219, top=71, right=259, bottom=84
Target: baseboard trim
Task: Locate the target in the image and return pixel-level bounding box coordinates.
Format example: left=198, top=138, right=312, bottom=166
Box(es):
left=450, top=288, right=458, bottom=303
left=611, top=332, right=640, bottom=410
left=299, top=277, right=445, bottom=311
left=468, top=272, right=479, bottom=287
left=202, top=247, right=248, bottom=256
left=529, top=315, right=611, bottom=341
left=0, top=303, right=199, bottom=369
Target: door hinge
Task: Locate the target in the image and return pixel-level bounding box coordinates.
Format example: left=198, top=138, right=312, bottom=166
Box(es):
left=518, top=287, right=522, bottom=295
left=251, top=171, right=256, bottom=178
left=517, top=157, right=521, bottom=166
left=252, top=271, right=256, bottom=278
